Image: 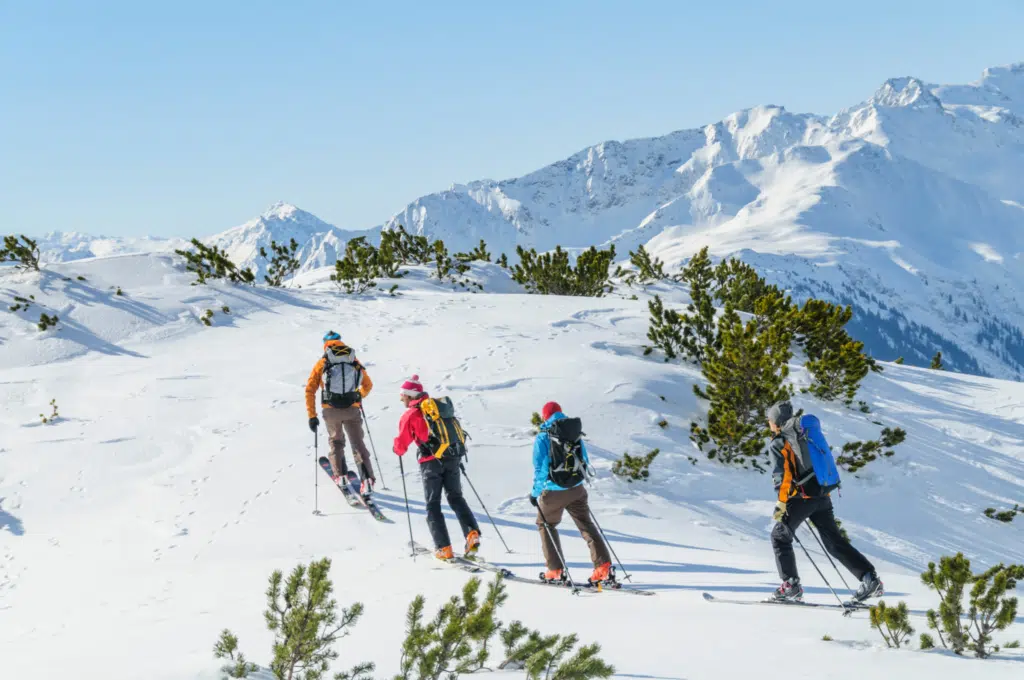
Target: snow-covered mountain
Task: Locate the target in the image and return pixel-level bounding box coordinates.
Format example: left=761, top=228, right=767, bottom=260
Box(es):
left=206, top=201, right=379, bottom=281
left=19, top=64, right=1024, bottom=378
left=376, top=65, right=1024, bottom=379
left=32, top=202, right=379, bottom=283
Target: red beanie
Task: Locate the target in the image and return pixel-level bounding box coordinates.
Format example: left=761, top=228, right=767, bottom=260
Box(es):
left=400, top=374, right=425, bottom=397
left=541, top=401, right=562, bottom=421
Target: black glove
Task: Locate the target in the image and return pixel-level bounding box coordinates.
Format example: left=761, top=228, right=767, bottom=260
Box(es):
left=308, top=417, right=319, bottom=432
left=529, top=495, right=538, bottom=507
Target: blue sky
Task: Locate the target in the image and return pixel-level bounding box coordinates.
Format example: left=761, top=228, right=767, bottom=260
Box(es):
left=2, top=1, right=1023, bottom=237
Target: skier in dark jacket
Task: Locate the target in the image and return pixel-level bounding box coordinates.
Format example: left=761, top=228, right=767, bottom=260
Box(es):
left=392, top=374, right=480, bottom=561
left=767, top=400, right=883, bottom=603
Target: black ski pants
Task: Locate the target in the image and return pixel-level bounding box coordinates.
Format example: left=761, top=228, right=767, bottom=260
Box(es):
left=420, top=455, right=479, bottom=550
left=771, top=495, right=875, bottom=583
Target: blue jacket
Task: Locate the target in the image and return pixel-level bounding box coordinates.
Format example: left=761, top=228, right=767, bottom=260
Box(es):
left=532, top=412, right=590, bottom=497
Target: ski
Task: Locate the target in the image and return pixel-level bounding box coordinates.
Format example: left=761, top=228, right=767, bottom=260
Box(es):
left=343, top=470, right=389, bottom=522
left=702, top=592, right=869, bottom=612
left=318, top=457, right=389, bottom=522
left=462, top=555, right=655, bottom=596
left=410, top=542, right=483, bottom=573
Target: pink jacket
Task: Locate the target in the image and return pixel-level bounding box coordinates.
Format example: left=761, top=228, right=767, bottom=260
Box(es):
left=393, top=396, right=432, bottom=462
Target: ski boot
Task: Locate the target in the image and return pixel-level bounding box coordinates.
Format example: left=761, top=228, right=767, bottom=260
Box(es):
left=852, top=571, right=884, bottom=603
left=539, top=568, right=565, bottom=584
left=464, top=530, right=481, bottom=559
left=769, top=578, right=804, bottom=602
left=359, top=477, right=375, bottom=500
left=588, top=562, right=616, bottom=587
left=435, top=546, right=455, bottom=562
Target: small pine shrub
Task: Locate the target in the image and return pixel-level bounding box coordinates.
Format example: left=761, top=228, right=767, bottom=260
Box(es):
left=260, top=238, right=301, bottom=287
left=821, top=634, right=833, bottom=642
left=213, top=630, right=259, bottom=678
left=657, top=419, right=668, bottom=429
left=497, top=253, right=509, bottom=269
left=201, top=309, right=214, bottom=327
left=984, top=505, right=1020, bottom=523
left=221, top=305, right=231, bottom=314
left=38, top=313, right=59, bottom=331
left=1, top=235, right=41, bottom=271
left=115, top=287, right=124, bottom=296
left=921, top=552, right=1024, bottom=658
left=175, top=238, right=255, bottom=285
left=455, top=239, right=491, bottom=263
left=510, top=245, right=616, bottom=297
left=894, top=356, right=904, bottom=365
left=530, top=412, right=543, bottom=434
left=499, top=619, right=614, bottom=680
left=869, top=600, right=914, bottom=649
left=215, top=557, right=372, bottom=680
left=644, top=295, right=685, bottom=360
left=40, top=399, right=59, bottom=424
left=1005, top=640, right=1021, bottom=649
left=919, top=633, right=935, bottom=650
left=712, top=257, right=778, bottom=314
left=76, top=275, right=86, bottom=281
left=616, top=245, right=668, bottom=288
left=331, top=237, right=383, bottom=295
left=611, top=449, right=659, bottom=482
left=677, top=247, right=719, bottom=364
left=930, top=351, right=944, bottom=370
left=395, top=575, right=507, bottom=680
left=9, top=295, right=33, bottom=312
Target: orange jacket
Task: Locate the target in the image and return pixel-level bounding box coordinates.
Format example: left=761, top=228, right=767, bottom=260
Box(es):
left=305, top=340, right=373, bottom=417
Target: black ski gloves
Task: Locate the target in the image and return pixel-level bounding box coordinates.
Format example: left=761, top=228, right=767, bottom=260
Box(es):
left=529, top=495, right=538, bottom=507
left=308, top=416, right=319, bottom=432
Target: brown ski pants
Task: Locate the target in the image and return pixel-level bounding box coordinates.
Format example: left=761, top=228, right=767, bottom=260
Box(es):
left=536, top=485, right=611, bottom=570
left=322, top=406, right=374, bottom=480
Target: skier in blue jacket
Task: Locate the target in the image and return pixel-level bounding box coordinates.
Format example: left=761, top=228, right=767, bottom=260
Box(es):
left=530, top=401, right=613, bottom=585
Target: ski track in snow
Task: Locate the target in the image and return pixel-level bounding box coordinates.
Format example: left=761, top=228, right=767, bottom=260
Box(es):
left=1, top=260, right=1024, bottom=679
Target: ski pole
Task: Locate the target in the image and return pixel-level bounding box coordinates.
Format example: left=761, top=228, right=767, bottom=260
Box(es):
left=806, top=521, right=853, bottom=593
left=459, top=462, right=513, bottom=553
left=792, top=527, right=849, bottom=612
left=313, top=429, right=321, bottom=516
left=398, top=455, right=416, bottom=559
left=587, top=509, right=632, bottom=582
left=536, top=504, right=580, bottom=593
left=360, top=405, right=388, bottom=490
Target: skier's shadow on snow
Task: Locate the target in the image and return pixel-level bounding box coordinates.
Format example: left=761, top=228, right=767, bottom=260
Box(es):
left=0, top=498, right=25, bottom=536
left=371, top=492, right=715, bottom=552
left=499, top=558, right=765, bottom=576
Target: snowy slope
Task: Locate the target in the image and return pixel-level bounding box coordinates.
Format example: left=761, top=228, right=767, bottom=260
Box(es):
left=1, top=258, right=1023, bottom=679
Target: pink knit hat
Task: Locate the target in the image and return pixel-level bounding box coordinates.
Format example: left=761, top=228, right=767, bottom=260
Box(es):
left=400, top=374, right=425, bottom=397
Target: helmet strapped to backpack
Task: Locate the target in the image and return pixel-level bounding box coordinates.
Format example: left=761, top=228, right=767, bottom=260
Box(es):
left=546, top=417, right=587, bottom=488
left=418, top=396, right=468, bottom=460
left=321, top=344, right=363, bottom=408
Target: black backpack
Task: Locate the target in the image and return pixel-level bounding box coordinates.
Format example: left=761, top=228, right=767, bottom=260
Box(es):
left=418, top=396, right=468, bottom=460
left=546, top=417, right=587, bottom=487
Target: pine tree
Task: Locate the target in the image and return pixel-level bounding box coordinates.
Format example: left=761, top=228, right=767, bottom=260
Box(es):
left=499, top=622, right=614, bottom=680
left=265, top=559, right=373, bottom=680
left=618, top=245, right=667, bottom=287
left=175, top=238, right=256, bottom=285
left=644, top=295, right=685, bottom=360
left=455, top=239, right=492, bottom=263
left=213, top=630, right=259, bottom=678
left=261, top=238, right=302, bottom=287
left=869, top=600, right=914, bottom=649
left=965, top=563, right=1024, bottom=658
left=691, top=299, right=793, bottom=467
left=331, top=237, right=381, bottom=294
left=805, top=340, right=872, bottom=404
left=395, top=576, right=508, bottom=680
left=1, top=235, right=41, bottom=271
left=930, top=351, right=944, bottom=370
left=678, top=247, right=719, bottom=364
left=510, top=245, right=616, bottom=297
left=712, top=257, right=775, bottom=313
